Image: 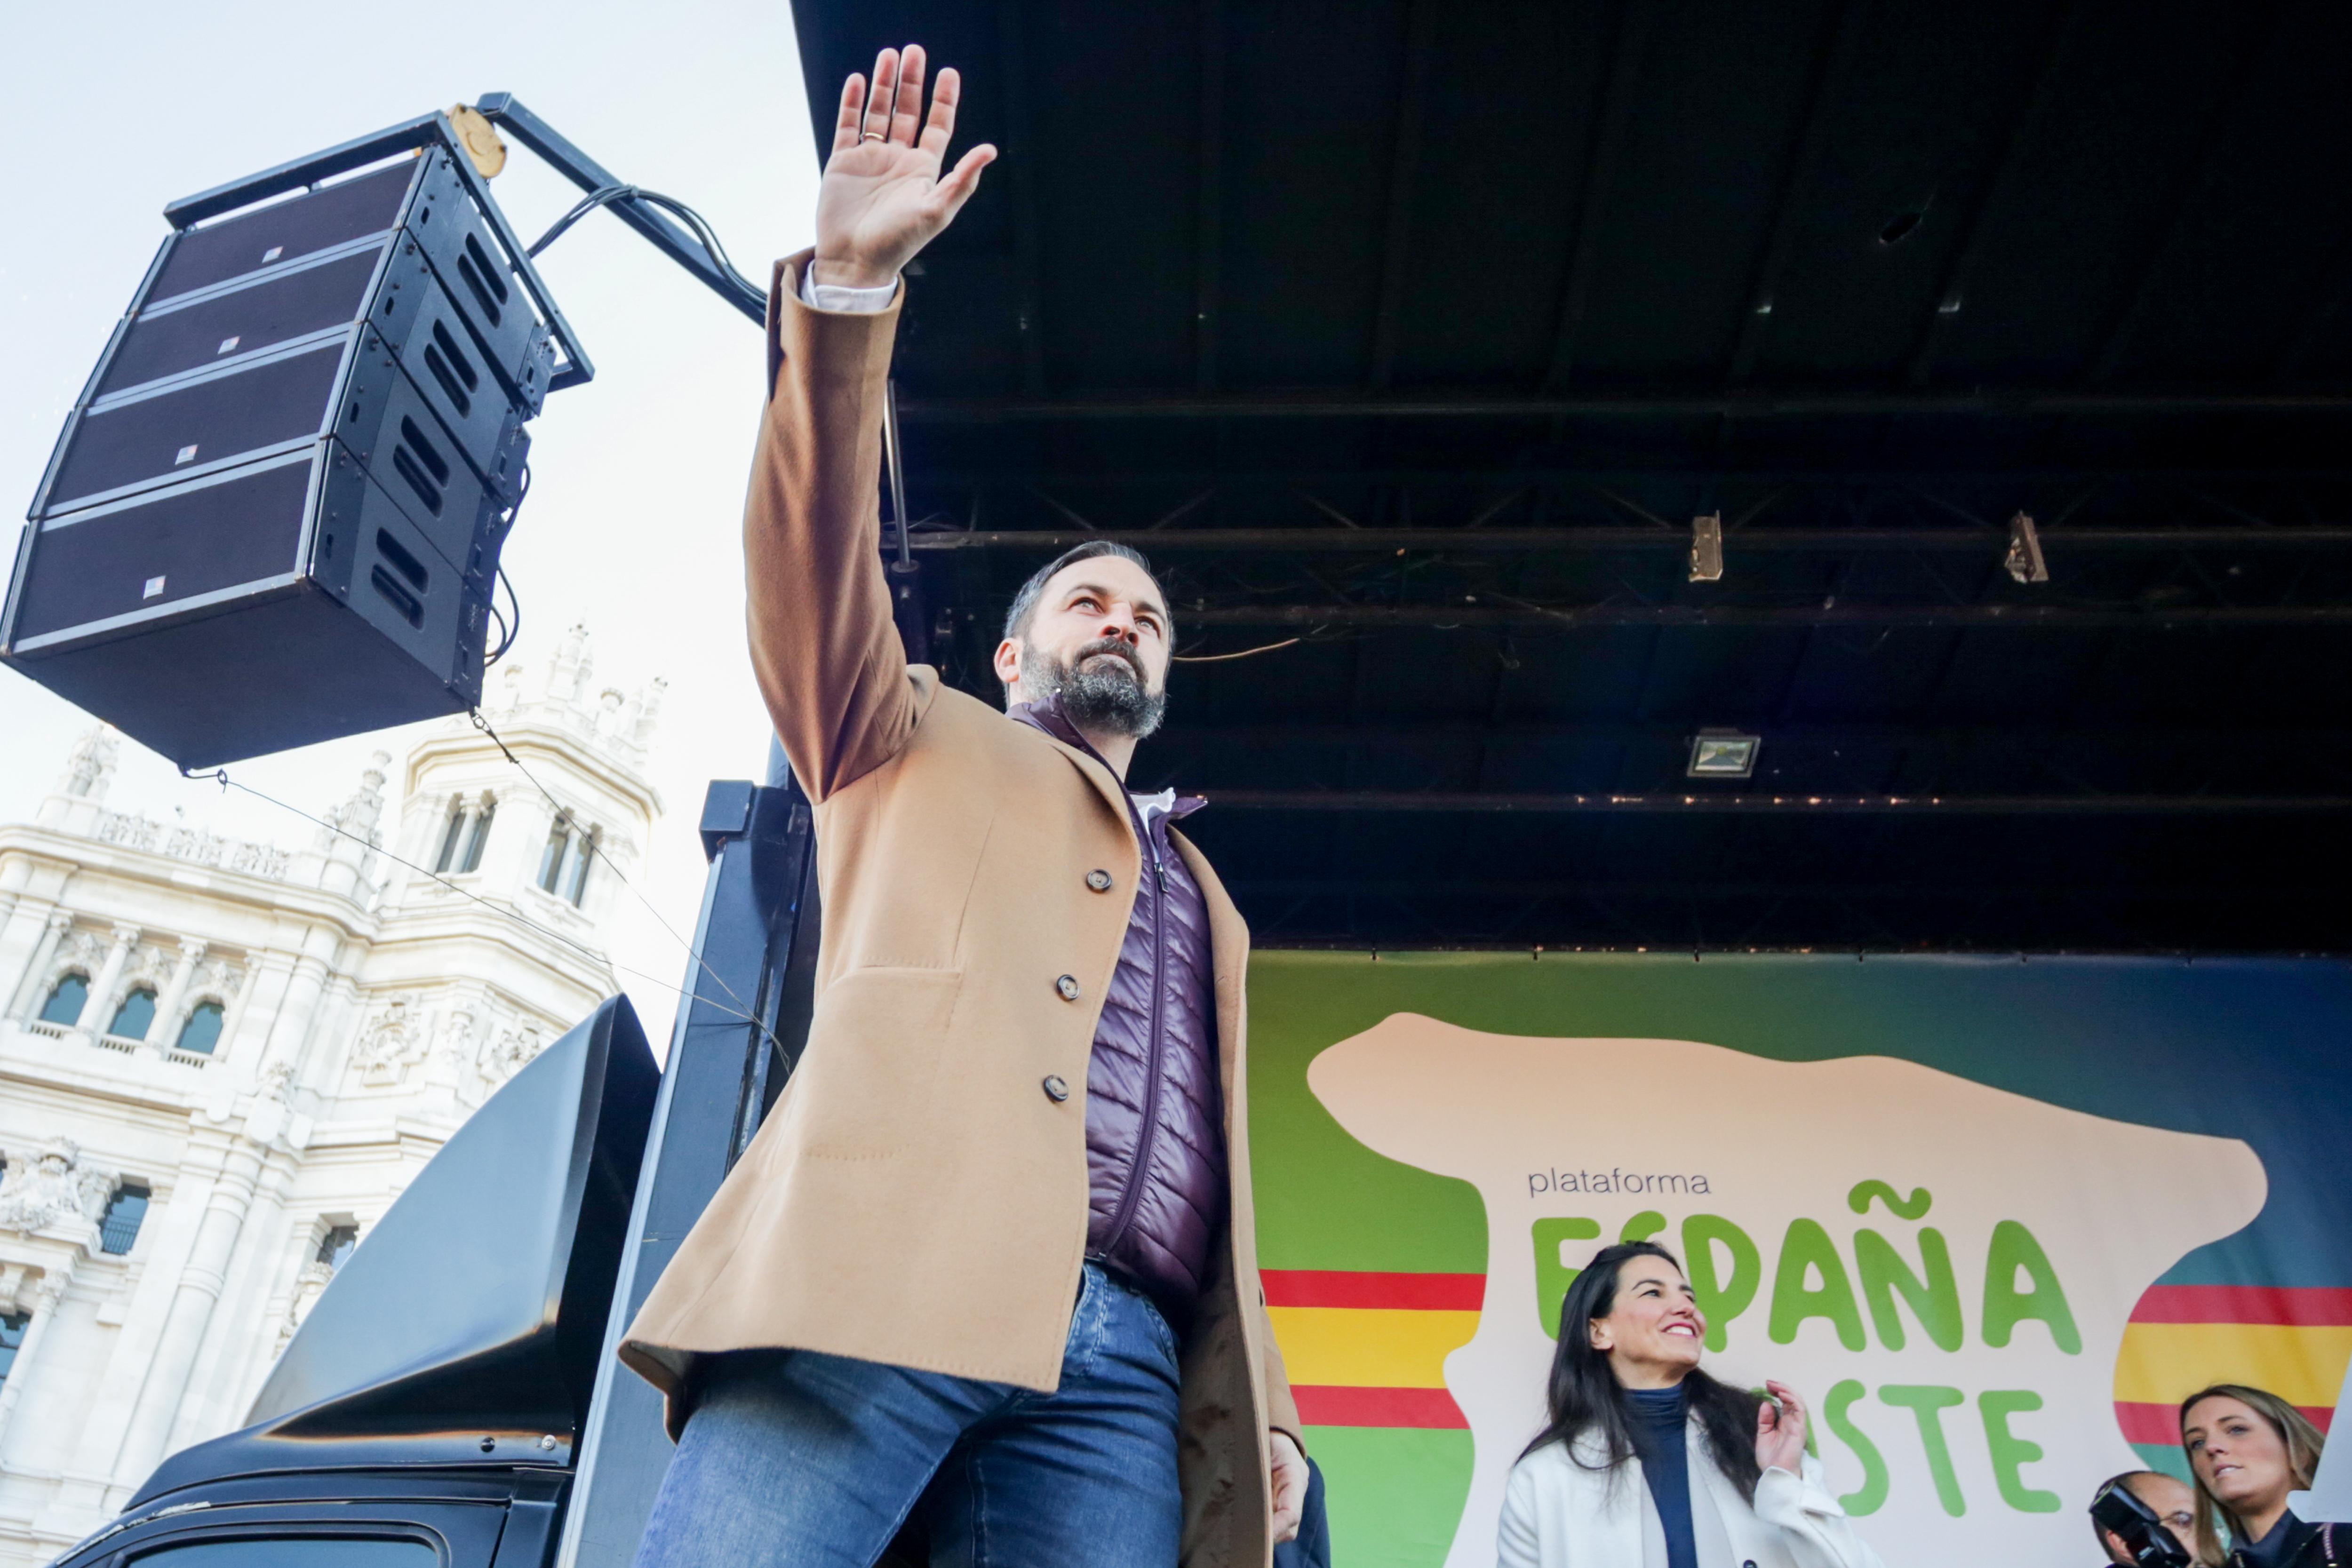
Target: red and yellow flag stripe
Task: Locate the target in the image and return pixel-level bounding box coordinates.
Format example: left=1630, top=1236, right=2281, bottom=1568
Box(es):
left=1264, top=1270, right=1485, bottom=1429
left=2113, top=1285, right=2352, bottom=1445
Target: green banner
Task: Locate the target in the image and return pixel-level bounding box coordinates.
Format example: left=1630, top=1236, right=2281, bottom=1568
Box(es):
left=1248, top=950, right=2352, bottom=1568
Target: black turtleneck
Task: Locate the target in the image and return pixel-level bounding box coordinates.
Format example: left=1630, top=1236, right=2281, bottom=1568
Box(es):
left=1626, top=1385, right=1698, bottom=1568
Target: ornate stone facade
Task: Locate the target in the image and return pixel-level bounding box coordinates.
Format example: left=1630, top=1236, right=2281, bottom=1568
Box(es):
left=0, top=630, right=662, bottom=1566
left=0, top=1143, right=112, bottom=1240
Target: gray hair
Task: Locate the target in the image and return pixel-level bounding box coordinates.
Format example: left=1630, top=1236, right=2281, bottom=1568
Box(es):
left=1001, top=541, right=1165, bottom=647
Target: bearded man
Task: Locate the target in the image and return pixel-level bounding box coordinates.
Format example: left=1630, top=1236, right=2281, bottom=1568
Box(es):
left=614, top=40, right=1307, bottom=1568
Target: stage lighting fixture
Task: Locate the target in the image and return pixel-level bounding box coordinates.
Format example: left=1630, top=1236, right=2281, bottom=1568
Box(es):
left=2004, top=510, right=2049, bottom=585
left=1688, top=729, right=1760, bottom=779
left=1688, top=512, right=1724, bottom=582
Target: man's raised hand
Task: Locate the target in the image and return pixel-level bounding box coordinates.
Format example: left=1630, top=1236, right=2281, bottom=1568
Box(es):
left=812, top=45, right=997, bottom=291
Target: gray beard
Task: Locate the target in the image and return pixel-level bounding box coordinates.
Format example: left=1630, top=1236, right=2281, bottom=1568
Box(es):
left=1022, top=640, right=1167, bottom=739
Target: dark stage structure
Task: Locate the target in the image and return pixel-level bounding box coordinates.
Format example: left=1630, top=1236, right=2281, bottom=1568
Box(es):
left=795, top=0, right=2352, bottom=955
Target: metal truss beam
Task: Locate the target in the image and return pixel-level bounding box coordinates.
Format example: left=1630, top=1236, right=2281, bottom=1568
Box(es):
left=1153, top=719, right=2349, bottom=749
left=906, top=525, right=2352, bottom=554
left=925, top=465, right=2352, bottom=486
left=895, top=390, right=2352, bottom=421
left=1203, top=789, right=2352, bottom=814
left=1231, top=878, right=2318, bottom=902
left=1174, top=603, right=2352, bottom=629
left=1236, top=886, right=2351, bottom=953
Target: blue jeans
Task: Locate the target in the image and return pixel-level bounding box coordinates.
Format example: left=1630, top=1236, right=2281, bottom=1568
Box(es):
left=632, top=1263, right=1184, bottom=1568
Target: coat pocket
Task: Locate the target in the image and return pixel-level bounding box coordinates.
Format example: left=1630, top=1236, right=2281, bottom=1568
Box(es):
left=791, top=967, right=963, bottom=1157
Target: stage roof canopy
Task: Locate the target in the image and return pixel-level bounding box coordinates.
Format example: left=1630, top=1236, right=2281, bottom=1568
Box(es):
left=793, top=0, right=2352, bottom=953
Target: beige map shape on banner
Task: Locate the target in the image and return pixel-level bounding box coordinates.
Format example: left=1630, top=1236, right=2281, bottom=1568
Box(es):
left=1307, top=1014, right=2267, bottom=1568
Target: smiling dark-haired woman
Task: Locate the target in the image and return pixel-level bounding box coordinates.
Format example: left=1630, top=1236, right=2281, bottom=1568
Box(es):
left=1496, top=1242, right=1885, bottom=1568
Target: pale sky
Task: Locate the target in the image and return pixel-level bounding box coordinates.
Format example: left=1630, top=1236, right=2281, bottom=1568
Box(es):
left=1, top=2, right=832, bottom=1048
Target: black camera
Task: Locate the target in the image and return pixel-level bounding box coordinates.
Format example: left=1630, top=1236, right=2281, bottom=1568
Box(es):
left=2092, top=1479, right=2193, bottom=1568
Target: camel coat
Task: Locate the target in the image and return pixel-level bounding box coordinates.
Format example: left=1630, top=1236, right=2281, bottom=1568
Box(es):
left=618, top=251, right=1299, bottom=1567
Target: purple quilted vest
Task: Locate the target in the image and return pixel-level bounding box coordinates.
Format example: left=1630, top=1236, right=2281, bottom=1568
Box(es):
left=1012, top=700, right=1226, bottom=1330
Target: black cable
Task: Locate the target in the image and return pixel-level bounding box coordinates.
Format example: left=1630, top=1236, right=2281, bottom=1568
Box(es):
left=485, top=564, right=522, bottom=668
left=528, top=183, right=630, bottom=258
left=485, top=600, right=511, bottom=665
left=527, top=183, right=743, bottom=286
left=483, top=465, right=528, bottom=669
left=639, top=190, right=743, bottom=285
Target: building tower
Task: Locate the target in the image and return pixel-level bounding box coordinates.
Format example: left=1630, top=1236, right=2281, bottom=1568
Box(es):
left=0, top=628, right=662, bottom=1566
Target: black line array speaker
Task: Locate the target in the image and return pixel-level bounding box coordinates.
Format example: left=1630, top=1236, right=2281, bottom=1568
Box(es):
left=2, top=147, right=554, bottom=767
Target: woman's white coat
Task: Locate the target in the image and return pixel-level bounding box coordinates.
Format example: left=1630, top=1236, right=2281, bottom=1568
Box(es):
left=1495, top=1418, right=1889, bottom=1568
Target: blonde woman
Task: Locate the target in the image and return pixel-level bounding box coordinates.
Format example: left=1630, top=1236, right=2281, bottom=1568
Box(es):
left=2179, top=1384, right=2344, bottom=1567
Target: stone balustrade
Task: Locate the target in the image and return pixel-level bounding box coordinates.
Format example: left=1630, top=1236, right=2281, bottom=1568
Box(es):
left=93, top=813, right=292, bottom=881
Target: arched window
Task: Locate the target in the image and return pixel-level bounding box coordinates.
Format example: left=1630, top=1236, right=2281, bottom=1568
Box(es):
left=0, top=1309, right=27, bottom=1393
left=176, top=1000, right=226, bottom=1056
left=563, top=829, right=596, bottom=906
left=99, top=1183, right=151, bottom=1255
left=537, top=812, right=597, bottom=906
left=316, top=1222, right=360, bottom=1272
left=461, top=800, right=495, bottom=872
left=436, top=795, right=498, bottom=874
left=433, top=798, right=468, bottom=873
left=537, top=813, right=573, bottom=893
left=109, top=987, right=159, bottom=1040
left=39, top=974, right=88, bottom=1027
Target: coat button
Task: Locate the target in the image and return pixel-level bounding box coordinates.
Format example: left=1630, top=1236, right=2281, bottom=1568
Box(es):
left=1085, top=869, right=1113, bottom=891
left=1055, top=974, right=1082, bottom=1001
left=1042, top=1074, right=1069, bottom=1102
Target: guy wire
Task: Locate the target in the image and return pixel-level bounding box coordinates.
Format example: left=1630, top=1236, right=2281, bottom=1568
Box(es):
left=464, top=708, right=766, bottom=1029
left=178, top=763, right=788, bottom=1056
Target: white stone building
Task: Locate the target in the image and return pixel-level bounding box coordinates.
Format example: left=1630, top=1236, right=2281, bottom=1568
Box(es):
left=0, top=627, right=662, bottom=1566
